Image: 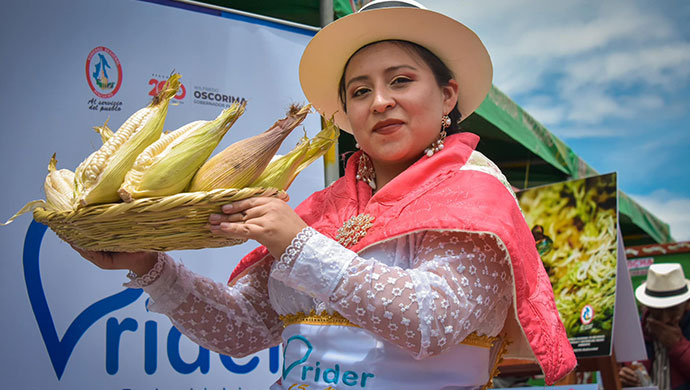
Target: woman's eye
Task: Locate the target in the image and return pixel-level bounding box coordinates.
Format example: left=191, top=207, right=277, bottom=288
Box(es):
left=351, top=87, right=370, bottom=98
left=392, top=77, right=412, bottom=85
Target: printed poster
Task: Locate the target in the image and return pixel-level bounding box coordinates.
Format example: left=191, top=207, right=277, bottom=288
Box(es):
left=517, top=173, right=618, bottom=357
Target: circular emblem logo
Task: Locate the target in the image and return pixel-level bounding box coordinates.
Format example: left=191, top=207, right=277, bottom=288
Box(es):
left=580, top=304, right=594, bottom=325
left=85, top=46, right=122, bottom=98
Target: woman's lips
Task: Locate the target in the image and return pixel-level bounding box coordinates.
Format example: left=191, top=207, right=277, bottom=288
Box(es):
left=372, top=119, right=404, bottom=134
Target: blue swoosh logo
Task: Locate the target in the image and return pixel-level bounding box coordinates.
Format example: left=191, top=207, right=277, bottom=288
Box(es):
left=23, top=221, right=143, bottom=379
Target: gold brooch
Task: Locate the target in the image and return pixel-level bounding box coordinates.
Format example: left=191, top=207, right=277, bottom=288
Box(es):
left=335, top=213, right=374, bottom=247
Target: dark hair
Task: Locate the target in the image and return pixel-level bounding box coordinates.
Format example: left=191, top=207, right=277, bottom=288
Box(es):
left=338, top=40, right=463, bottom=134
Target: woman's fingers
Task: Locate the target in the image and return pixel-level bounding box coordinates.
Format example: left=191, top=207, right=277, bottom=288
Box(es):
left=209, top=211, right=248, bottom=224
left=208, top=197, right=307, bottom=258
left=215, top=221, right=254, bottom=237
left=71, top=244, right=115, bottom=269
left=618, top=367, right=639, bottom=386
left=70, top=243, right=158, bottom=274
left=220, top=197, right=274, bottom=214
left=210, top=197, right=273, bottom=225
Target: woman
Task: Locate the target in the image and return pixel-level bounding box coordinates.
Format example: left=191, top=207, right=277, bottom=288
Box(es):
left=74, top=1, right=576, bottom=388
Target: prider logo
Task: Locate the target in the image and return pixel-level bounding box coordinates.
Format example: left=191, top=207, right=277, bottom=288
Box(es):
left=282, top=335, right=375, bottom=388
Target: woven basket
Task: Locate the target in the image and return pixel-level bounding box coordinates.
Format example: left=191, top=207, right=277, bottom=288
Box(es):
left=33, top=187, right=288, bottom=252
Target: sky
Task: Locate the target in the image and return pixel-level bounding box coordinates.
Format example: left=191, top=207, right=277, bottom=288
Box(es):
left=425, top=0, right=690, bottom=242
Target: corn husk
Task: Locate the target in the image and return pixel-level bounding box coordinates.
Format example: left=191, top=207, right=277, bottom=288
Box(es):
left=2, top=154, right=76, bottom=225
left=118, top=100, right=247, bottom=201
left=44, top=154, right=76, bottom=211
left=250, top=134, right=310, bottom=189
left=251, top=115, right=339, bottom=190
left=188, top=104, right=311, bottom=192
left=94, top=120, right=114, bottom=144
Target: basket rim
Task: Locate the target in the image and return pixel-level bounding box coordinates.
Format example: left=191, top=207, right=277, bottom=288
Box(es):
left=33, top=186, right=287, bottom=221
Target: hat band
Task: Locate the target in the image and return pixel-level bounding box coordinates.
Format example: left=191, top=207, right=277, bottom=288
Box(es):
left=645, top=284, right=688, bottom=298
left=362, top=1, right=420, bottom=11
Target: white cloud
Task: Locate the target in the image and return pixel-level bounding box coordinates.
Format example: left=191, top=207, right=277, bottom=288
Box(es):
left=520, top=95, right=565, bottom=125
left=561, top=43, right=690, bottom=94
left=432, top=0, right=690, bottom=129
left=630, top=190, right=690, bottom=242
left=563, top=90, right=665, bottom=125
left=506, top=8, right=670, bottom=60
left=550, top=126, right=622, bottom=139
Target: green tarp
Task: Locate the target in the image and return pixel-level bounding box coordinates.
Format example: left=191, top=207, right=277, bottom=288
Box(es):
left=477, top=87, right=599, bottom=179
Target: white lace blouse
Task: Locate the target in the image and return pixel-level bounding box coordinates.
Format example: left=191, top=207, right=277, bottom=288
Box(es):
left=126, top=227, right=513, bottom=361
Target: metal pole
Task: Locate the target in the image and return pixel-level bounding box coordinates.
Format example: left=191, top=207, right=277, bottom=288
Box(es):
left=320, top=0, right=335, bottom=27
left=320, top=0, right=340, bottom=186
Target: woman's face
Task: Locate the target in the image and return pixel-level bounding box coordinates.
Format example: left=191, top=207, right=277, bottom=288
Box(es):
left=342, top=42, right=458, bottom=171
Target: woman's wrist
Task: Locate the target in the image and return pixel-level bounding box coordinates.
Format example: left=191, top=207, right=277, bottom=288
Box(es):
left=127, top=251, right=160, bottom=277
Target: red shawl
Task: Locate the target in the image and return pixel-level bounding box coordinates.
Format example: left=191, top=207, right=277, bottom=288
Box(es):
left=229, top=132, right=576, bottom=384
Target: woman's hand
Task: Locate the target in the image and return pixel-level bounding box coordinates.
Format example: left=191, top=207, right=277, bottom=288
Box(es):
left=71, top=244, right=158, bottom=276
left=208, top=197, right=308, bottom=258
left=646, top=317, right=683, bottom=348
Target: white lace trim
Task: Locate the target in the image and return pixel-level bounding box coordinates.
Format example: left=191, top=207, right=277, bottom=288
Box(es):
left=272, top=229, right=358, bottom=298
left=124, top=252, right=166, bottom=288
left=276, top=226, right=317, bottom=272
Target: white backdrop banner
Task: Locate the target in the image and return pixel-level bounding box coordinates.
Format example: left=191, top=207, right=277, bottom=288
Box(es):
left=0, top=1, right=321, bottom=389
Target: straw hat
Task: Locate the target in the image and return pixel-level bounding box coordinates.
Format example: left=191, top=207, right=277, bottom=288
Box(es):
left=635, top=263, right=690, bottom=308
left=299, top=0, right=492, bottom=133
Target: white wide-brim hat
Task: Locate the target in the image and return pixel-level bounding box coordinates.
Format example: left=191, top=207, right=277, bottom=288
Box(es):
left=635, top=263, right=690, bottom=308
left=299, top=0, right=493, bottom=133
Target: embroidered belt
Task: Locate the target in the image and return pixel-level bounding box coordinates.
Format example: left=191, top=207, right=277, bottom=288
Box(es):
left=280, top=310, right=498, bottom=349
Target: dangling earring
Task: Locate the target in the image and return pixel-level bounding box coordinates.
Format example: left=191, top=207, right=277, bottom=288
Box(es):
left=424, top=115, right=450, bottom=157
left=356, top=152, right=376, bottom=190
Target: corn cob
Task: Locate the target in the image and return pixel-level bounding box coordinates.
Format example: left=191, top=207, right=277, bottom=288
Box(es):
left=188, top=104, right=311, bottom=191
left=44, top=154, right=76, bottom=211
left=118, top=100, right=247, bottom=201
left=74, top=73, right=181, bottom=206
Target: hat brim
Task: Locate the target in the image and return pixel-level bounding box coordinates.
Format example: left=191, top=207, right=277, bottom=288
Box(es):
left=635, top=280, right=690, bottom=308
left=299, top=7, right=492, bottom=133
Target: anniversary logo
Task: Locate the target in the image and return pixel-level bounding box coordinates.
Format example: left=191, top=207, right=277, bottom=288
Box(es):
left=85, top=46, right=124, bottom=112
left=149, top=72, right=187, bottom=104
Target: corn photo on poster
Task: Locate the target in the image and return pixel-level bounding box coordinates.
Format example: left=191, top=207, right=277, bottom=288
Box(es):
left=517, top=173, right=618, bottom=357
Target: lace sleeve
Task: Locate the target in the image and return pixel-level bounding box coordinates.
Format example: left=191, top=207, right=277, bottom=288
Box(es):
left=126, top=253, right=283, bottom=357
left=272, top=229, right=513, bottom=359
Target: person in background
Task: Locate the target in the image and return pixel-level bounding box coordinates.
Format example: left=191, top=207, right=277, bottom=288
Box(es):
left=620, top=263, right=690, bottom=390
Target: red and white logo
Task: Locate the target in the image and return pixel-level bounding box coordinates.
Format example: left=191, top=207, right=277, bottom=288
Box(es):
left=580, top=304, right=594, bottom=325
left=85, top=46, right=122, bottom=99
